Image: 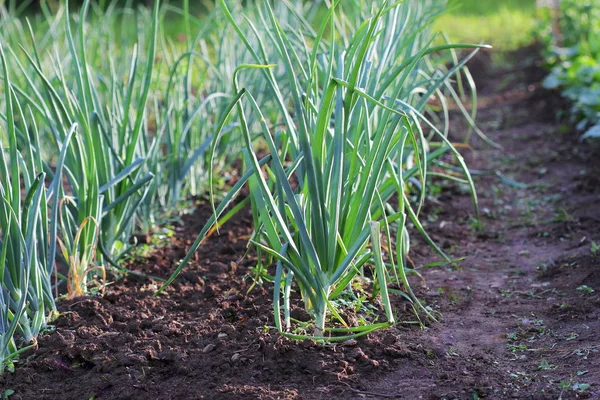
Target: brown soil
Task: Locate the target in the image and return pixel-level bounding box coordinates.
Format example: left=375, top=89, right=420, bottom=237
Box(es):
left=2, top=51, right=600, bottom=400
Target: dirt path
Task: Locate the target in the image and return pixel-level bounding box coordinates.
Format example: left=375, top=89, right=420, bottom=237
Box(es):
left=1, top=53, right=598, bottom=400
left=360, top=52, right=600, bottom=399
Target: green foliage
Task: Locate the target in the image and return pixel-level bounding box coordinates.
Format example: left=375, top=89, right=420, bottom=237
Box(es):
left=591, top=241, right=599, bottom=257
left=538, top=359, right=557, bottom=370
left=159, top=0, right=484, bottom=339
left=1, top=0, right=485, bottom=368
left=576, top=285, right=595, bottom=295
left=541, top=0, right=600, bottom=139
left=1, top=389, right=15, bottom=399
left=0, top=44, right=64, bottom=372
left=0, top=0, right=198, bottom=370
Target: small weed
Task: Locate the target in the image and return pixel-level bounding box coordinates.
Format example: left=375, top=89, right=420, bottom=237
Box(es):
left=1, top=390, right=14, bottom=399
left=507, top=343, right=528, bottom=352
left=448, top=293, right=460, bottom=305
left=538, top=359, right=557, bottom=371
left=552, top=208, right=573, bottom=223
left=576, top=285, right=595, bottom=295
left=572, top=383, right=591, bottom=392
left=591, top=241, right=599, bottom=257
left=468, top=217, right=481, bottom=232
left=561, top=261, right=578, bottom=269
left=566, top=332, right=579, bottom=341
left=245, top=263, right=273, bottom=293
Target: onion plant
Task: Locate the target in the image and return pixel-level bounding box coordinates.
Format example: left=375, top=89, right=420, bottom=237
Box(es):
left=0, top=0, right=161, bottom=369
left=142, top=2, right=248, bottom=212
left=0, top=44, right=74, bottom=372
left=0, top=0, right=161, bottom=271
left=160, top=0, right=484, bottom=340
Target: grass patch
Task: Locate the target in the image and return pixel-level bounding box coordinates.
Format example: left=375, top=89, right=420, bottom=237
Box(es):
left=435, top=0, right=537, bottom=51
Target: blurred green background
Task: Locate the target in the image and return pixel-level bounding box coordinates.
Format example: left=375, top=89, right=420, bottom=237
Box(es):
left=435, top=0, right=538, bottom=50
left=7, top=0, right=539, bottom=51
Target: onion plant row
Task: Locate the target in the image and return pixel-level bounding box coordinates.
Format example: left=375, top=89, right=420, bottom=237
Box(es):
left=0, top=0, right=316, bottom=371
left=0, top=0, right=239, bottom=371
left=1, top=0, right=485, bottom=371
left=160, top=0, right=486, bottom=339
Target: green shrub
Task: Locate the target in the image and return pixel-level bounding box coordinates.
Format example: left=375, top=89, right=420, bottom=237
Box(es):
left=541, top=0, right=600, bottom=139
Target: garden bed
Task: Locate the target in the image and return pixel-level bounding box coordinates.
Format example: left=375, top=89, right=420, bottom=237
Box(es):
left=1, top=51, right=599, bottom=400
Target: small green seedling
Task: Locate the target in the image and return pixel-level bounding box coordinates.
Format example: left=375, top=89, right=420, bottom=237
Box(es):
left=537, top=359, right=556, bottom=370
left=572, top=383, right=591, bottom=392
left=566, top=332, right=579, bottom=341
left=577, top=285, right=595, bottom=295
left=591, top=241, right=599, bottom=257
left=560, top=381, right=571, bottom=389
left=1, top=389, right=14, bottom=399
